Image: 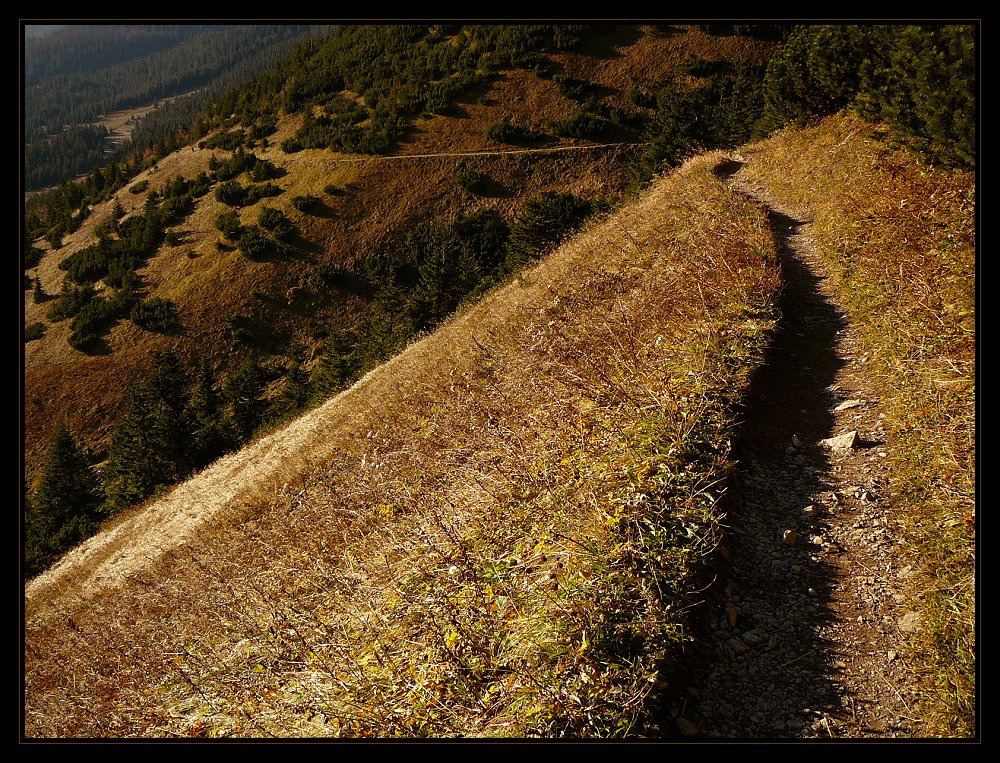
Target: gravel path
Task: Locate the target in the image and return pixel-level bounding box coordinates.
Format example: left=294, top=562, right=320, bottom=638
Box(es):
left=666, top=157, right=922, bottom=738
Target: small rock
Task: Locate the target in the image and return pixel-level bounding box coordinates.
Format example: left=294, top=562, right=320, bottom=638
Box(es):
left=808, top=587, right=818, bottom=597
left=677, top=718, right=699, bottom=736
left=898, top=611, right=922, bottom=633
left=783, top=529, right=798, bottom=545
left=743, top=631, right=764, bottom=646
left=835, top=399, right=864, bottom=411
left=803, top=505, right=818, bottom=517
left=888, top=650, right=898, bottom=661
left=820, top=430, right=860, bottom=450
left=791, top=564, right=802, bottom=574
left=729, top=637, right=748, bottom=655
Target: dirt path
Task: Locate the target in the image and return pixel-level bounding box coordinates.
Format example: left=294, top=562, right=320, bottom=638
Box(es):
left=667, top=157, right=922, bottom=738
left=326, top=141, right=642, bottom=163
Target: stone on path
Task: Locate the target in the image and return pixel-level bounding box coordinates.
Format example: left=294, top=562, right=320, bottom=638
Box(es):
left=897, top=611, right=922, bottom=634
left=819, top=430, right=860, bottom=450
left=835, top=399, right=864, bottom=411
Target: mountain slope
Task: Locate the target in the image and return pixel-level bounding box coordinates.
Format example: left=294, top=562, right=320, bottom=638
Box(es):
left=25, top=152, right=781, bottom=737
left=24, top=24, right=776, bottom=474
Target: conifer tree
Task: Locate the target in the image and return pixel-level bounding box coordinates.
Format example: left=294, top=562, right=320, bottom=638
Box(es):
left=310, top=329, right=355, bottom=402
left=186, top=358, right=233, bottom=467
left=26, top=424, right=104, bottom=576
left=104, top=351, right=193, bottom=511
left=225, top=361, right=266, bottom=441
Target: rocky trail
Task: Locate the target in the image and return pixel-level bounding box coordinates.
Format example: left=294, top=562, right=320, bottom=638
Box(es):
left=666, top=157, right=923, bottom=738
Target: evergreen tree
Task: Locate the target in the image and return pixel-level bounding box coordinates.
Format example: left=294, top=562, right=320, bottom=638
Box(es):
left=26, top=424, right=105, bottom=576
left=32, top=277, right=46, bottom=304
left=310, top=329, right=356, bottom=402
left=146, top=351, right=194, bottom=477
left=104, top=379, right=162, bottom=510
left=104, top=352, right=193, bottom=511
left=225, top=361, right=266, bottom=441
left=186, top=358, right=234, bottom=467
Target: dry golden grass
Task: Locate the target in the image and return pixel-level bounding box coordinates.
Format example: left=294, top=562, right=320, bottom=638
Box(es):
left=25, top=153, right=780, bottom=738
left=740, top=113, right=975, bottom=736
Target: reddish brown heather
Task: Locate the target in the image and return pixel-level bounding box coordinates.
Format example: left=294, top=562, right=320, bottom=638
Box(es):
left=740, top=113, right=975, bottom=736
left=25, top=153, right=780, bottom=738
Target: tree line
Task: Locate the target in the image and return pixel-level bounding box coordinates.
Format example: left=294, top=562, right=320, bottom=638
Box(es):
left=631, top=23, right=975, bottom=185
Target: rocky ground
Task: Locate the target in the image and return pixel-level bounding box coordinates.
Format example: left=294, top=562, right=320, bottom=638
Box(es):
left=666, top=159, right=923, bottom=738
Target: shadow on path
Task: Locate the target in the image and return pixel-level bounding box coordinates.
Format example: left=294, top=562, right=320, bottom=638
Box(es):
left=665, top=159, right=853, bottom=737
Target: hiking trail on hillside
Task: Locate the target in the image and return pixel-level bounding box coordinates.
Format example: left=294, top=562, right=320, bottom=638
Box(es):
left=666, top=156, right=922, bottom=738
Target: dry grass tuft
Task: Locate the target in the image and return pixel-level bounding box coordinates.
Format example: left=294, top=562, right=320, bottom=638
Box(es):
left=741, top=113, right=975, bottom=736
left=25, top=153, right=780, bottom=738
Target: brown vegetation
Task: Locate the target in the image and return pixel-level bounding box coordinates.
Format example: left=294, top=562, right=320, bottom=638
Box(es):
left=25, top=154, right=781, bottom=737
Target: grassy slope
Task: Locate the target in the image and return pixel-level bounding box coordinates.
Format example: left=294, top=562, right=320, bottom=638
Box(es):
left=25, top=153, right=780, bottom=738
left=23, top=25, right=775, bottom=471
left=740, top=113, right=975, bottom=736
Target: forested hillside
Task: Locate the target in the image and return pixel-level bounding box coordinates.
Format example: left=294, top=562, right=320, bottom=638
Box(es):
left=24, top=24, right=325, bottom=189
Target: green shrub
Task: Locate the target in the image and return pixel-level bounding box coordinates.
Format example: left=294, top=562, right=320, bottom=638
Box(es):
left=487, top=119, right=547, bottom=145
left=25, top=242, right=43, bottom=269
left=508, top=191, right=593, bottom=265
left=758, top=24, right=973, bottom=166
left=317, top=263, right=354, bottom=287
left=47, top=285, right=97, bottom=322
left=245, top=182, right=283, bottom=205
left=258, top=206, right=295, bottom=239
left=25, top=322, right=45, bottom=342
left=130, top=297, right=181, bottom=333
left=204, top=129, right=246, bottom=150
left=216, top=210, right=243, bottom=239
left=551, top=111, right=610, bottom=140
left=856, top=25, right=975, bottom=166
left=455, top=160, right=491, bottom=194
left=215, top=180, right=246, bottom=207
left=552, top=73, right=595, bottom=101
left=129, top=180, right=149, bottom=194
left=237, top=228, right=279, bottom=260
left=248, top=158, right=284, bottom=182
left=292, top=194, right=322, bottom=213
